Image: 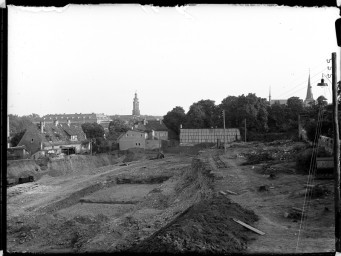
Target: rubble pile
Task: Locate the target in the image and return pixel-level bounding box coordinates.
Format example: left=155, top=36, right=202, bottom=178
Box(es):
left=242, top=141, right=307, bottom=166
left=130, top=195, right=258, bottom=254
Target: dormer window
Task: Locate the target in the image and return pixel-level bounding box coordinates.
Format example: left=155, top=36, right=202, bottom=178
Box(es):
left=70, top=135, right=78, bottom=141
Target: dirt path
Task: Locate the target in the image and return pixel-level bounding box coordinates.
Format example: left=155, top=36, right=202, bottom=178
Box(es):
left=214, top=147, right=334, bottom=253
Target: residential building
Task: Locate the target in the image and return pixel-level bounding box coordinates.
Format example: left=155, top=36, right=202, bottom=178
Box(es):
left=134, top=119, right=169, bottom=140
left=118, top=119, right=169, bottom=150
left=118, top=130, right=147, bottom=150
left=17, top=119, right=90, bottom=158
left=32, top=113, right=112, bottom=131
left=7, top=145, right=30, bottom=160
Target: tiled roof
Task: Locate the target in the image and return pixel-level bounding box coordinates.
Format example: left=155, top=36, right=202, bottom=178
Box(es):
left=144, top=120, right=168, bottom=131
left=38, top=123, right=86, bottom=145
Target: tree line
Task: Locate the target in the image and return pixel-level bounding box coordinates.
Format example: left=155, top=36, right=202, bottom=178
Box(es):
left=163, top=93, right=329, bottom=140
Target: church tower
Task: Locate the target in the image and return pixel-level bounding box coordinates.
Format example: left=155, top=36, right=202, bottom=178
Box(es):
left=132, top=92, right=140, bottom=116
left=304, top=71, right=315, bottom=107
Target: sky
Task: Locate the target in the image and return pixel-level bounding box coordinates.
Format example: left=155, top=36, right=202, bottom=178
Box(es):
left=8, top=4, right=340, bottom=117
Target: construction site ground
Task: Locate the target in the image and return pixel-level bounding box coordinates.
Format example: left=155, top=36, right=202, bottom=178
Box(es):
left=7, top=141, right=335, bottom=253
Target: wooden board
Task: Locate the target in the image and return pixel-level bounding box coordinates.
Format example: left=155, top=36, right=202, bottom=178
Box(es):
left=232, top=218, right=265, bottom=235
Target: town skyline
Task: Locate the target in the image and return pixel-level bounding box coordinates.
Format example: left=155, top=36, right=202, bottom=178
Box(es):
left=8, top=5, right=339, bottom=116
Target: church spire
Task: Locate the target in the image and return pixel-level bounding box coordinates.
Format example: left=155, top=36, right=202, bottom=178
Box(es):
left=304, top=70, right=314, bottom=106
left=269, top=85, right=271, bottom=104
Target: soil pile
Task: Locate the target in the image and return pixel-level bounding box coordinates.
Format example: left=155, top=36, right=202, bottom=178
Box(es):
left=7, top=159, right=42, bottom=181
left=130, top=194, right=258, bottom=254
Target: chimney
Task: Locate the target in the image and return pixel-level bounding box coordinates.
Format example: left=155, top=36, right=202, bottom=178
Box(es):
left=67, top=119, right=71, bottom=127
left=160, top=119, right=162, bottom=125
left=143, top=119, right=147, bottom=125
left=40, top=121, right=45, bottom=133
left=180, top=124, right=182, bottom=129
left=54, top=119, right=59, bottom=126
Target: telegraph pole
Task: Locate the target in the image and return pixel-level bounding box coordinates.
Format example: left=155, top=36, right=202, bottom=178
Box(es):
left=223, top=110, right=226, bottom=153
left=244, top=119, right=247, bottom=142
left=332, top=52, right=341, bottom=252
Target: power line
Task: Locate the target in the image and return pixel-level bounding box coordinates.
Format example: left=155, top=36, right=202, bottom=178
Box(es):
left=275, top=67, right=328, bottom=99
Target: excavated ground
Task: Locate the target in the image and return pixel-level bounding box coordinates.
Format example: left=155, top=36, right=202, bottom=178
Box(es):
left=6, top=141, right=335, bottom=253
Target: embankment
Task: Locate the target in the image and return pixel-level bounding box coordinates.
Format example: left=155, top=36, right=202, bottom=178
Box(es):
left=47, top=154, right=122, bottom=176
left=7, top=160, right=42, bottom=180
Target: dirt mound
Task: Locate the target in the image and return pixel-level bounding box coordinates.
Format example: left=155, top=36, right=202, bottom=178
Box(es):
left=130, top=194, right=258, bottom=253
left=7, top=160, right=43, bottom=182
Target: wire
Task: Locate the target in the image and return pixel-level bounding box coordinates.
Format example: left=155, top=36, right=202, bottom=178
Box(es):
left=295, top=105, right=325, bottom=252
left=275, top=67, right=328, bottom=99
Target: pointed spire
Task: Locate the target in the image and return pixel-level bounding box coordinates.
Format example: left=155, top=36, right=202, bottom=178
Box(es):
left=305, top=71, right=313, bottom=100
left=269, top=85, right=271, bottom=103
left=304, top=70, right=314, bottom=106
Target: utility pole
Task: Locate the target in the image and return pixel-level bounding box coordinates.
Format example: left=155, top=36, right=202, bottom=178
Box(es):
left=332, top=52, right=341, bottom=252
left=223, top=110, right=226, bottom=153
left=298, top=114, right=301, bottom=140
left=244, top=118, right=247, bottom=142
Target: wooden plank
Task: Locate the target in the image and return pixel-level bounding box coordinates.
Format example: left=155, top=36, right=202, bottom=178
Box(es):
left=292, top=207, right=306, bottom=213
left=225, top=189, right=238, bottom=195
left=232, top=218, right=265, bottom=235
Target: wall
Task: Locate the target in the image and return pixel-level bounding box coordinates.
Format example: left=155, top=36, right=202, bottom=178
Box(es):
left=145, top=139, right=161, bottom=150
left=179, top=128, right=241, bottom=146
left=118, top=130, right=146, bottom=150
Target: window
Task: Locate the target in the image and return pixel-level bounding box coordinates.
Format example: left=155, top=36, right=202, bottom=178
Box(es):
left=71, top=135, right=78, bottom=141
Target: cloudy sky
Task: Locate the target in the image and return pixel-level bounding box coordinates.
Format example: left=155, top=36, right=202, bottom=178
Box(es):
left=8, top=4, right=340, bottom=117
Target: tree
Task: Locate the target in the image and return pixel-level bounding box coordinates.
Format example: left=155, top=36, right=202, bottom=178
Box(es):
left=8, top=114, right=33, bottom=136
left=10, top=129, right=26, bottom=147
left=185, top=100, right=221, bottom=129
left=163, top=106, right=186, bottom=138
left=185, top=103, right=206, bottom=128
left=267, top=103, right=291, bottom=132
left=220, top=94, right=268, bottom=132
left=108, top=119, right=131, bottom=141
left=81, top=123, right=104, bottom=139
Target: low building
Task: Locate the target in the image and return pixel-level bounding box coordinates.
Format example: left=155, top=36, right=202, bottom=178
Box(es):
left=17, top=119, right=90, bottom=158
left=118, top=122, right=168, bottom=151
left=269, top=99, right=288, bottom=106
left=117, top=130, right=147, bottom=150
left=180, top=128, right=241, bottom=146
left=7, top=145, right=30, bottom=160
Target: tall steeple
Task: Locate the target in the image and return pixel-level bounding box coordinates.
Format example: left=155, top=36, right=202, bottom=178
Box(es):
left=269, top=85, right=271, bottom=104
left=132, top=91, right=140, bottom=116
left=304, top=70, right=315, bottom=107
